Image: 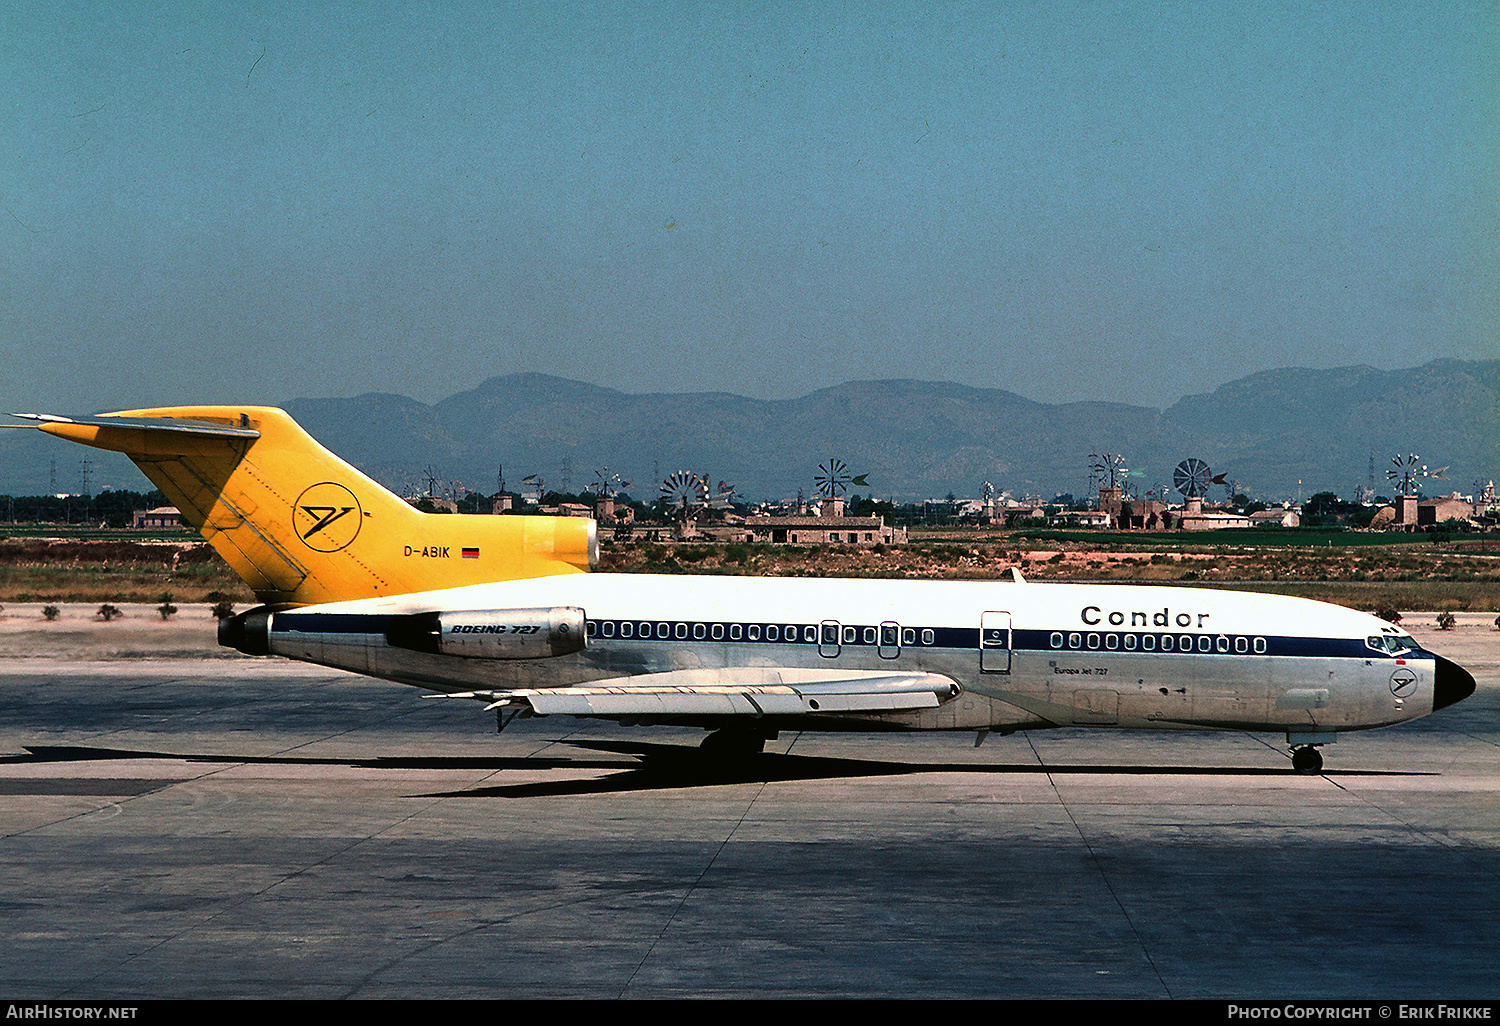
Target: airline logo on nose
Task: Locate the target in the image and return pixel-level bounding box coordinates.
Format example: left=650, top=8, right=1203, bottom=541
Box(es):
left=295, top=482, right=363, bottom=552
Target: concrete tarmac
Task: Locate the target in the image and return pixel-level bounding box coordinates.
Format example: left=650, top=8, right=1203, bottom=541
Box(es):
left=0, top=620, right=1496, bottom=1000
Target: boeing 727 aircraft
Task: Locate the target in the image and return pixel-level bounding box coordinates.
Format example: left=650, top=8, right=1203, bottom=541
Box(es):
left=12, top=406, right=1476, bottom=772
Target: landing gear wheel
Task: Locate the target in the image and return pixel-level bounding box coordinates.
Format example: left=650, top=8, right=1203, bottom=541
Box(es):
left=699, top=728, right=767, bottom=760
left=1291, top=746, right=1323, bottom=773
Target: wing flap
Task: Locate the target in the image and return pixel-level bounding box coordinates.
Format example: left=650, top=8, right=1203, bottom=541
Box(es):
left=434, top=668, right=958, bottom=717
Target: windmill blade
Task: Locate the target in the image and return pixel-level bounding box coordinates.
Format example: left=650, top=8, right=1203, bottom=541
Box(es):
left=814, top=458, right=853, bottom=497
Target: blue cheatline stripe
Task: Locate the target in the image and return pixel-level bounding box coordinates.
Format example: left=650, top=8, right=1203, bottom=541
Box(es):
left=276, top=612, right=398, bottom=634
left=271, top=612, right=1415, bottom=663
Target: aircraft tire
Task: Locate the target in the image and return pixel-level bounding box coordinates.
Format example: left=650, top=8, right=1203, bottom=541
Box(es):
left=1291, top=746, right=1323, bottom=773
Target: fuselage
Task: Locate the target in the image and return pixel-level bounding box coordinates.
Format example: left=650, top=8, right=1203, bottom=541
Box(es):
left=228, top=574, right=1474, bottom=737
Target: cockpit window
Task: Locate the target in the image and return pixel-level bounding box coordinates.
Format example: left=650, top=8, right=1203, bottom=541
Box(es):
left=1367, top=633, right=1419, bottom=656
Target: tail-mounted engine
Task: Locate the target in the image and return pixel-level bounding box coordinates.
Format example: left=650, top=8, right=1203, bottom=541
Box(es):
left=219, top=605, right=587, bottom=661
left=385, top=606, right=586, bottom=660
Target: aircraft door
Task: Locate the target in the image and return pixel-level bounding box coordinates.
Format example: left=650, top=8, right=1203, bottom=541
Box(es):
left=878, top=621, right=901, bottom=659
left=981, top=611, right=1012, bottom=674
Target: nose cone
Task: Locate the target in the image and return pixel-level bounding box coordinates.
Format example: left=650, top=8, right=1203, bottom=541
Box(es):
left=1432, top=654, right=1477, bottom=712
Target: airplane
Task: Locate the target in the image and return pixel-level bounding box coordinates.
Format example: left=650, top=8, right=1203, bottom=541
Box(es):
left=10, top=406, right=1477, bottom=773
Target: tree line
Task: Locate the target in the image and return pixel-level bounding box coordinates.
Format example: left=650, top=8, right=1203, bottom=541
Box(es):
left=0, top=489, right=170, bottom=528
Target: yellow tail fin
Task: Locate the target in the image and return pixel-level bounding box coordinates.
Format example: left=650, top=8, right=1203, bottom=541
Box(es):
left=30, top=406, right=594, bottom=605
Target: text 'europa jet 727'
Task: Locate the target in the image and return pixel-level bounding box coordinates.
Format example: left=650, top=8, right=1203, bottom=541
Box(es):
left=11, top=406, right=1476, bottom=772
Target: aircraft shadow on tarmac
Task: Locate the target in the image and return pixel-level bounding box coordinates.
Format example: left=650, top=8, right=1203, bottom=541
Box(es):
left=2, top=741, right=1433, bottom=798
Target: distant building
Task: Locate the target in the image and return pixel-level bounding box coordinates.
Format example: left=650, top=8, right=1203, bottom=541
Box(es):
left=1174, top=498, right=1251, bottom=532
left=1249, top=508, right=1300, bottom=528
left=1053, top=510, right=1111, bottom=528
left=1097, top=486, right=1167, bottom=529
left=1393, top=495, right=1420, bottom=527
left=1419, top=494, right=1475, bottom=526
left=747, top=515, right=906, bottom=547
left=132, top=506, right=187, bottom=529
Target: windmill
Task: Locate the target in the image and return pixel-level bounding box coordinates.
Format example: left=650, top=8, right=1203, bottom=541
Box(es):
left=593, top=468, right=629, bottom=498
left=813, top=458, right=868, bottom=516
left=1089, top=453, right=1126, bottom=490
left=1386, top=454, right=1428, bottom=496
left=660, top=470, right=708, bottom=535
left=815, top=458, right=852, bottom=498
left=1173, top=458, right=1226, bottom=500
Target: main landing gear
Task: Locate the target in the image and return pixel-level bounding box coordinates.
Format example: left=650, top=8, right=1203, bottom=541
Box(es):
left=1290, top=745, right=1324, bottom=773
left=699, top=727, right=773, bottom=760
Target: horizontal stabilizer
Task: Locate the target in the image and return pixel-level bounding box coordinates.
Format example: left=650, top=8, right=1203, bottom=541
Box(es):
left=433, top=667, right=959, bottom=717
left=11, top=412, right=261, bottom=446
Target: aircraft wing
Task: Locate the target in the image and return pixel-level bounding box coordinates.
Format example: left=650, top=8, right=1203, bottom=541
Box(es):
left=432, top=667, right=959, bottom=717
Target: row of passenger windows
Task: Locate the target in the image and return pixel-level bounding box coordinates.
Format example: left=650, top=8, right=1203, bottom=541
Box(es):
left=583, top=620, right=1270, bottom=655
left=1051, top=631, right=1268, bottom=654
left=586, top=620, right=937, bottom=646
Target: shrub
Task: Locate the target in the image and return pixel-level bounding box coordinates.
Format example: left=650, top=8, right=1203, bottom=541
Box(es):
left=1437, top=611, right=1456, bottom=630
left=157, top=593, right=177, bottom=620
left=211, top=601, right=235, bottom=620
left=42, top=605, right=59, bottom=621
left=96, top=604, right=121, bottom=622
left=1376, top=608, right=1401, bottom=624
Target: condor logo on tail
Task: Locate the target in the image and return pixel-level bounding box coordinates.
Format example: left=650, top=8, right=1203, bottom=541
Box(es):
left=295, top=482, right=363, bottom=552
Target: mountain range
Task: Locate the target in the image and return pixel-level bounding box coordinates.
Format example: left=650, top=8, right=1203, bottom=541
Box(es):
left=4, top=358, right=1497, bottom=505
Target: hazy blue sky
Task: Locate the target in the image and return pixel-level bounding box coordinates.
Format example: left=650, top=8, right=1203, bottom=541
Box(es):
left=4, top=1, right=1496, bottom=414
